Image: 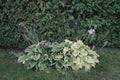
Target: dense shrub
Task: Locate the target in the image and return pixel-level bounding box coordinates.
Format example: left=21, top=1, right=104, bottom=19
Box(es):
left=18, top=40, right=99, bottom=71
left=0, top=0, right=120, bottom=48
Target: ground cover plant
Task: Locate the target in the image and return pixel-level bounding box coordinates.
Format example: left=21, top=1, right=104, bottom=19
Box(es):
left=0, top=0, right=120, bottom=48
left=18, top=40, right=99, bottom=71
left=0, top=48, right=120, bottom=80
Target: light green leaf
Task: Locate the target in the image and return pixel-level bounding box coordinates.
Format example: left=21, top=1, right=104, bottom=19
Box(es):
left=18, top=55, right=27, bottom=63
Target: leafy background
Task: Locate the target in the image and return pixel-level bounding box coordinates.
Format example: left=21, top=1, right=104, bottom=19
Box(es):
left=0, top=0, right=120, bottom=48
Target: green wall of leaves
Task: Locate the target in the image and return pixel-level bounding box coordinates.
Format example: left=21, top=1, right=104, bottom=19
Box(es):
left=0, top=0, right=120, bottom=48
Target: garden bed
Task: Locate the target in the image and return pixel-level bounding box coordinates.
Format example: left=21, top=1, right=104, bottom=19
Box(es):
left=0, top=48, right=120, bottom=80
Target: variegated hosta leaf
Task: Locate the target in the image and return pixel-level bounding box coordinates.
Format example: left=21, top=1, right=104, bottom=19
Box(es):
left=28, top=61, right=37, bottom=69
left=93, top=57, right=99, bottom=63
left=72, top=50, right=80, bottom=57
left=55, top=63, right=62, bottom=71
left=63, top=47, right=69, bottom=54
left=54, top=54, right=63, bottom=60
left=38, top=62, right=47, bottom=70
left=91, top=63, right=96, bottom=68
left=85, top=56, right=94, bottom=63
left=80, top=49, right=88, bottom=56
left=73, top=57, right=80, bottom=64
left=51, top=46, right=62, bottom=52
left=71, top=64, right=80, bottom=71
left=43, top=54, right=49, bottom=60
left=65, top=39, right=73, bottom=44
left=71, top=42, right=79, bottom=50
left=76, top=63, right=83, bottom=69
left=63, top=57, right=68, bottom=62
left=25, top=48, right=33, bottom=54
left=30, top=54, right=40, bottom=61
left=85, top=64, right=91, bottom=71
left=77, top=40, right=84, bottom=46
left=18, top=55, right=27, bottom=63
left=38, top=48, right=42, bottom=53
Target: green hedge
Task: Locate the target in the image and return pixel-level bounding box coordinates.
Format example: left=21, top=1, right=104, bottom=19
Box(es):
left=0, top=0, right=120, bottom=48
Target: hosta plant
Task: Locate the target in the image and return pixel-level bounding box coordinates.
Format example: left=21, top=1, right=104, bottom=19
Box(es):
left=18, top=42, right=50, bottom=70
left=18, top=39, right=99, bottom=71
left=50, top=39, right=99, bottom=71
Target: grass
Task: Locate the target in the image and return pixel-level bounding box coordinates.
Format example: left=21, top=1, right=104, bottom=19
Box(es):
left=0, top=48, right=120, bottom=80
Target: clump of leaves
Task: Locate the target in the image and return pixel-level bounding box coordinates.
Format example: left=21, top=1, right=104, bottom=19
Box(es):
left=50, top=39, right=99, bottom=71
left=18, top=42, right=50, bottom=70
left=18, top=39, right=99, bottom=71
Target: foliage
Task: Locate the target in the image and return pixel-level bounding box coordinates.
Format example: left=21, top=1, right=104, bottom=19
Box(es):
left=18, top=42, right=50, bottom=70
left=18, top=40, right=99, bottom=71
left=18, top=22, right=39, bottom=45
left=50, top=39, right=99, bottom=71
left=0, top=0, right=120, bottom=48
left=8, top=50, right=22, bottom=58
left=1, top=48, right=120, bottom=80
